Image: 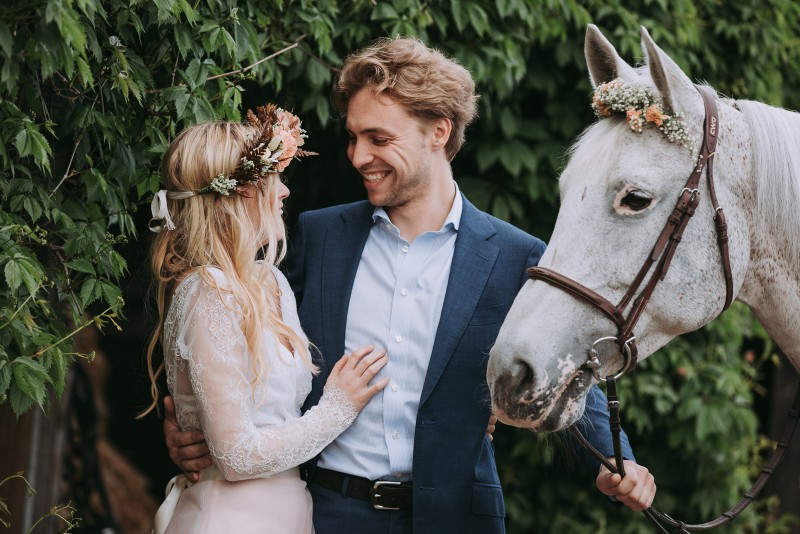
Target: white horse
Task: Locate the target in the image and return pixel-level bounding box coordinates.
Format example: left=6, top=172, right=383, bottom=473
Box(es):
left=487, top=25, right=800, bottom=433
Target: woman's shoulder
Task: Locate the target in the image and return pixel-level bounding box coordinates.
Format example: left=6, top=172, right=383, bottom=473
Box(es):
left=175, top=266, right=227, bottom=288
left=171, top=267, right=236, bottom=312
left=254, top=260, right=290, bottom=288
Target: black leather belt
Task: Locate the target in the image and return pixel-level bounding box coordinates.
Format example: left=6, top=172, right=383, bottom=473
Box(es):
left=312, top=467, right=413, bottom=510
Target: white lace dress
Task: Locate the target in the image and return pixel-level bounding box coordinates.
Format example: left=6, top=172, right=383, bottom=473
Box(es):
left=158, top=265, right=357, bottom=534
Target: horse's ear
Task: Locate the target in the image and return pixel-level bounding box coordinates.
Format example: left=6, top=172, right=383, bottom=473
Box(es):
left=640, top=27, right=702, bottom=117
left=585, top=24, right=638, bottom=88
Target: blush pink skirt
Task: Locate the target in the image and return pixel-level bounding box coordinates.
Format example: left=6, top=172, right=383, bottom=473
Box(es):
left=161, top=467, right=313, bottom=534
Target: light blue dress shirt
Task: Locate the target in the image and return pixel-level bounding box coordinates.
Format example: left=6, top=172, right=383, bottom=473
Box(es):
left=317, top=185, right=463, bottom=481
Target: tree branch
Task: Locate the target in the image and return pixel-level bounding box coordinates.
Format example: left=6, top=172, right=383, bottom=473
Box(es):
left=207, top=34, right=308, bottom=82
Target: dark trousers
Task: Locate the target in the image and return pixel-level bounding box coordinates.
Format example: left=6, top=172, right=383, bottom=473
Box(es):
left=309, top=480, right=413, bottom=534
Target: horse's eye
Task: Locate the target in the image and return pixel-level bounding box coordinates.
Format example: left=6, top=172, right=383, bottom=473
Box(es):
left=620, top=190, right=652, bottom=211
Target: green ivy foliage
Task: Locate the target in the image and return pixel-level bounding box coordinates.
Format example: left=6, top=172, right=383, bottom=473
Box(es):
left=2, top=0, right=798, bottom=532
left=0, top=0, right=343, bottom=416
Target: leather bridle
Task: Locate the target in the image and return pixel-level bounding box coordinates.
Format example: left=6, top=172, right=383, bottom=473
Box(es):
left=524, top=85, right=800, bottom=532
left=528, top=85, right=733, bottom=383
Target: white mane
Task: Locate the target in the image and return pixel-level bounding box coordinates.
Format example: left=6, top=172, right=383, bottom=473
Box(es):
left=734, top=99, right=800, bottom=262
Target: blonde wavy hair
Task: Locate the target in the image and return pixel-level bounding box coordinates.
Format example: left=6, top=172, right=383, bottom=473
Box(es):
left=333, top=36, right=479, bottom=161
left=139, top=121, right=314, bottom=417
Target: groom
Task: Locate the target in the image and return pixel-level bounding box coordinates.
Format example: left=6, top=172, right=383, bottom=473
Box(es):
left=165, top=37, right=655, bottom=532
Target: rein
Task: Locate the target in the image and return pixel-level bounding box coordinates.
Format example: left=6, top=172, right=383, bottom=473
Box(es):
left=528, top=85, right=800, bottom=532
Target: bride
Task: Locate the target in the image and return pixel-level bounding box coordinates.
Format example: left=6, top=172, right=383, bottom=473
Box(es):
left=140, top=105, right=389, bottom=533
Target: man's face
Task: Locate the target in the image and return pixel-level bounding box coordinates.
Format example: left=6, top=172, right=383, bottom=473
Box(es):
left=345, top=89, right=434, bottom=208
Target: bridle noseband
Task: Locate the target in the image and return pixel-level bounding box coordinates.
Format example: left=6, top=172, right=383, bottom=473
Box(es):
left=526, top=85, right=800, bottom=532
left=528, top=85, right=733, bottom=382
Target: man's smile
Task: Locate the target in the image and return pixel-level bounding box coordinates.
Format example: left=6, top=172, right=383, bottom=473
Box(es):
left=361, top=170, right=391, bottom=183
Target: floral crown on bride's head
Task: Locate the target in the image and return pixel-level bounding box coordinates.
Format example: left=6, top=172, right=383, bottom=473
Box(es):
left=149, top=104, right=316, bottom=233
left=591, top=78, right=695, bottom=154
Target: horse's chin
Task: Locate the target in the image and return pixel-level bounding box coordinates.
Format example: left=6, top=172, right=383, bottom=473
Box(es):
left=491, top=370, right=592, bottom=432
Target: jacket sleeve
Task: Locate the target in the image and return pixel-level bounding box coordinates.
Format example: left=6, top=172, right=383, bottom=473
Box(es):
left=565, top=385, right=635, bottom=472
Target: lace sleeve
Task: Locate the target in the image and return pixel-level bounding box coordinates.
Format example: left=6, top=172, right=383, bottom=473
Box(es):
left=178, top=276, right=358, bottom=481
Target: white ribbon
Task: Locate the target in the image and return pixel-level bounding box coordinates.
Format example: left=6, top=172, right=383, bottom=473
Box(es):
left=151, top=474, right=188, bottom=534
left=149, top=190, right=195, bottom=233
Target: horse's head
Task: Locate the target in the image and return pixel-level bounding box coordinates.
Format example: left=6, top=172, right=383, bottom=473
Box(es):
left=488, top=26, right=753, bottom=431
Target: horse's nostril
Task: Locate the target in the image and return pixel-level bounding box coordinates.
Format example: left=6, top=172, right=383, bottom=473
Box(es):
left=511, top=358, right=535, bottom=397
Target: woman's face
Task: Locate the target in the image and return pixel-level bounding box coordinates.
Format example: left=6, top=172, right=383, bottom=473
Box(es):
left=245, top=177, right=290, bottom=247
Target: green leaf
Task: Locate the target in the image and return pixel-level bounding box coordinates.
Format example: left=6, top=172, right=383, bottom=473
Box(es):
left=221, top=28, right=236, bottom=56
left=207, top=27, right=221, bottom=49
left=175, top=90, right=191, bottom=118
left=185, top=58, right=208, bottom=88
left=47, top=349, right=69, bottom=399
left=450, top=0, right=466, bottom=32
left=174, top=25, right=194, bottom=59
left=14, top=125, right=52, bottom=171
left=0, top=360, right=11, bottom=396
left=307, top=60, right=330, bottom=88
left=100, top=281, right=121, bottom=308
left=192, top=95, right=216, bottom=123
left=49, top=2, right=86, bottom=53
left=22, top=197, right=43, bottom=222
left=67, top=258, right=96, bottom=275
left=371, top=3, right=398, bottom=20
left=9, top=384, right=35, bottom=416
left=11, top=357, right=49, bottom=404
left=80, top=277, right=99, bottom=307
left=466, top=4, right=489, bottom=36
left=315, top=95, right=330, bottom=126
left=109, top=251, right=128, bottom=277
left=153, top=0, right=177, bottom=22
left=176, top=0, right=196, bottom=22
left=500, top=107, right=518, bottom=138
left=4, top=258, right=23, bottom=291
left=0, top=20, right=12, bottom=56
left=75, top=56, right=94, bottom=86
left=161, top=86, right=187, bottom=102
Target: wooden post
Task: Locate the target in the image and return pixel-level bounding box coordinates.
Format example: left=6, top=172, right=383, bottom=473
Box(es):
left=0, top=377, right=70, bottom=534
left=765, top=352, right=800, bottom=534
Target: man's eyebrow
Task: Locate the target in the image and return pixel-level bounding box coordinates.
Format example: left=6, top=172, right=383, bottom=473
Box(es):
left=346, top=126, right=394, bottom=136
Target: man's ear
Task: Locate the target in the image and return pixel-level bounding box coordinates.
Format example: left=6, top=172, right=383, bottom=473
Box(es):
left=431, top=117, right=452, bottom=151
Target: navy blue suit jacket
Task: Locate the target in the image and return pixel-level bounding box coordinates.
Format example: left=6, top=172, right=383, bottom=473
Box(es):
left=284, top=194, right=631, bottom=533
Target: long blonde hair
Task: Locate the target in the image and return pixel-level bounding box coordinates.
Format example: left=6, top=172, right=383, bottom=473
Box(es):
left=139, top=121, right=313, bottom=417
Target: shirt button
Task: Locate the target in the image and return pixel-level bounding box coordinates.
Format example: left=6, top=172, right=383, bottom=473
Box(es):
left=395, top=335, right=403, bottom=343
left=392, top=431, right=399, bottom=439
left=391, top=384, right=399, bottom=392
left=401, top=245, right=409, bottom=253
left=400, top=288, right=408, bottom=296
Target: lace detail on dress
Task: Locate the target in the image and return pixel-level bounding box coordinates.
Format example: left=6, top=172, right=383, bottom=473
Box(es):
left=208, top=385, right=357, bottom=480
left=163, top=267, right=358, bottom=481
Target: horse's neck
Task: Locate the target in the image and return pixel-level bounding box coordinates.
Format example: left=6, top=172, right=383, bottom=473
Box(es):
left=741, top=262, right=800, bottom=370
left=742, top=185, right=800, bottom=367
left=726, top=100, right=800, bottom=370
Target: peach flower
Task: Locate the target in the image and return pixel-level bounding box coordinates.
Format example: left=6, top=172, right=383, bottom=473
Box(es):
left=645, top=104, right=663, bottom=126
left=274, top=130, right=298, bottom=172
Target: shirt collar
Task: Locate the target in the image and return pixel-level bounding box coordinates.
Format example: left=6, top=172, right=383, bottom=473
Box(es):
left=372, top=181, right=462, bottom=232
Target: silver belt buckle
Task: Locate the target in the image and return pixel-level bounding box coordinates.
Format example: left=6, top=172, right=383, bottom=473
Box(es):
left=371, top=480, right=401, bottom=510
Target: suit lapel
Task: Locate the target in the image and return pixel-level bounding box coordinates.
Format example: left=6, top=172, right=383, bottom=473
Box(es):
left=420, top=197, right=498, bottom=405
left=320, top=202, right=373, bottom=362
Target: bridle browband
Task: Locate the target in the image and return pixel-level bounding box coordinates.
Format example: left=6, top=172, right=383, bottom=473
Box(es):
left=528, top=85, right=733, bottom=382
left=525, top=85, right=800, bottom=532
